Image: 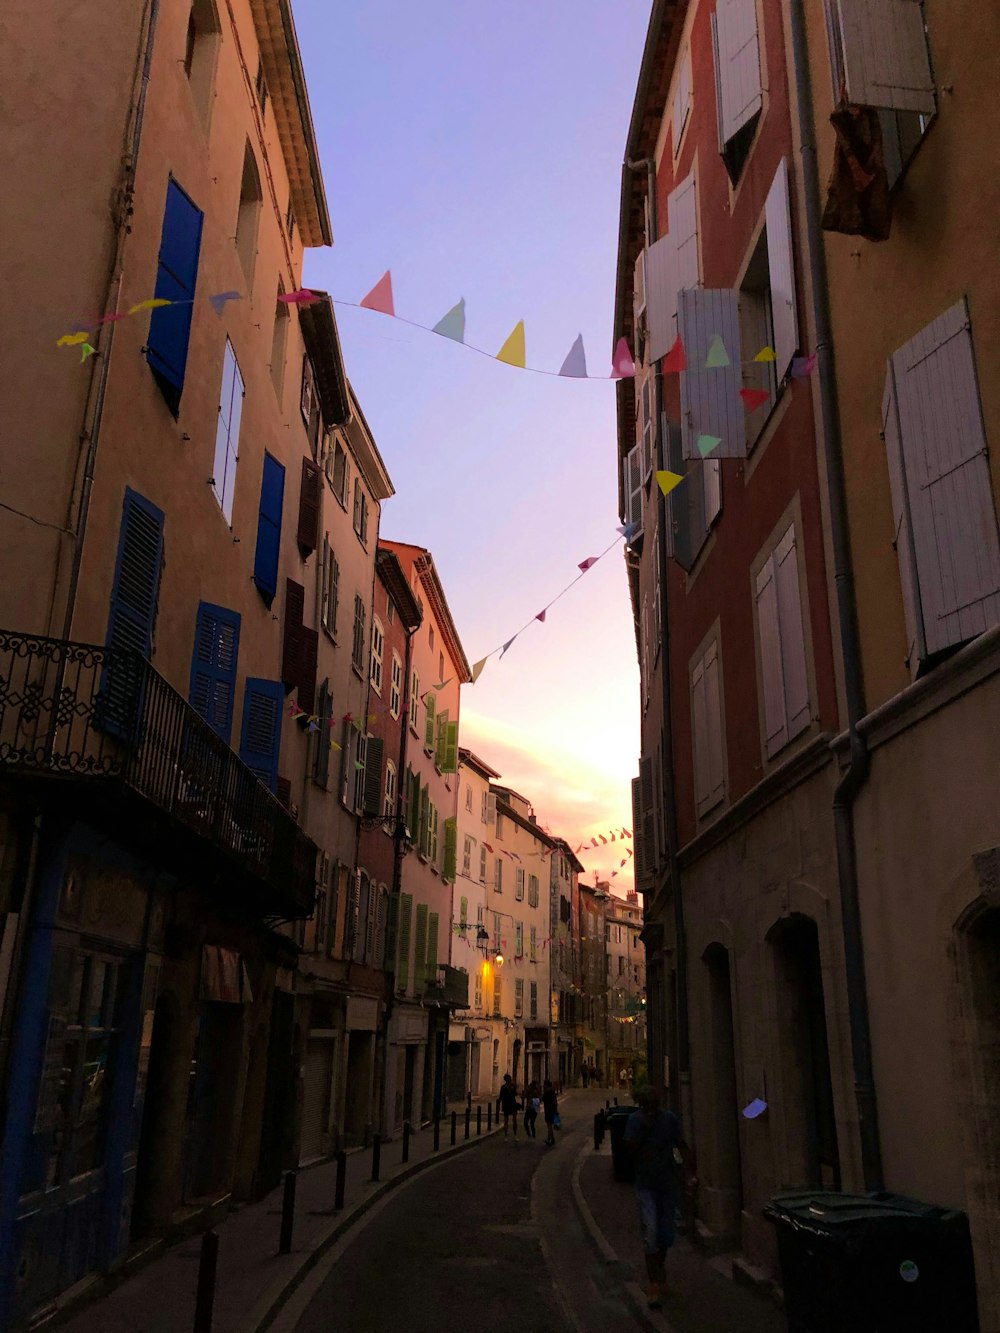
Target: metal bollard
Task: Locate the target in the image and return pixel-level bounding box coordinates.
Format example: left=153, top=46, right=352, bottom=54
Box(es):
left=464, top=1107, right=471, bottom=1140
left=450, top=1110, right=457, bottom=1146
left=278, top=1169, right=297, bottom=1255
left=371, top=1135, right=381, bottom=1182
left=477, top=1106, right=482, bottom=1136
left=606, top=1099, right=610, bottom=1111
left=594, top=1110, right=605, bottom=1149
left=487, top=1103, right=493, bottom=1131
left=402, top=1120, right=411, bottom=1163
left=433, top=1117, right=441, bottom=1151
left=614, top=1097, right=618, bottom=1106
left=194, top=1229, right=219, bottom=1333
left=334, top=1149, right=347, bottom=1210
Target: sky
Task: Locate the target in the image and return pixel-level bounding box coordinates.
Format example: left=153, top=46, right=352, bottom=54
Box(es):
left=292, top=1, right=651, bottom=893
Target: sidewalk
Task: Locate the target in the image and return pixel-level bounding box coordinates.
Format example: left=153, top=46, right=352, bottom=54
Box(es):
left=51, top=1116, right=500, bottom=1333
left=573, top=1138, right=785, bottom=1333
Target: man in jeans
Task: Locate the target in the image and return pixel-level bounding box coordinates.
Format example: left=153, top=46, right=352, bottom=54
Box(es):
left=624, top=1086, right=696, bottom=1309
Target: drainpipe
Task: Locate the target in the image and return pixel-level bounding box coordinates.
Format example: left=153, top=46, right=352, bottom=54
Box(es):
left=626, top=155, right=690, bottom=1118
left=788, top=0, right=883, bottom=1192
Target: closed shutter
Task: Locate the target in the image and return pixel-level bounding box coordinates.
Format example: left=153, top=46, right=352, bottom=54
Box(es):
left=673, top=48, right=692, bottom=150
left=189, top=602, right=241, bottom=741
left=239, top=678, right=283, bottom=791
left=363, top=736, right=384, bottom=814
left=645, top=232, right=677, bottom=363
left=626, top=444, right=644, bottom=532
left=419, top=783, right=430, bottom=854
left=755, top=557, right=788, bottom=756
left=890, top=299, right=1000, bottom=661
left=397, top=893, right=413, bottom=990
left=443, top=817, right=458, bottom=881
left=640, top=754, right=656, bottom=875
left=103, top=488, right=164, bottom=734
left=434, top=709, right=449, bottom=767
left=634, top=247, right=647, bottom=324
left=774, top=527, right=811, bottom=738
left=427, top=912, right=439, bottom=986
left=423, top=693, right=436, bottom=750
left=299, top=1040, right=333, bottom=1162
left=442, top=720, right=459, bottom=774
left=147, top=178, right=203, bottom=411
left=297, top=458, right=321, bottom=553
left=764, top=158, right=799, bottom=379
left=374, top=888, right=389, bottom=967
left=298, top=628, right=318, bottom=714
left=640, top=376, right=654, bottom=480
left=253, top=453, right=285, bottom=603
left=344, top=871, right=360, bottom=958
left=691, top=658, right=712, bottom=812
left=679, top=288, right=745, bottom=458
left=882, top=368, right=925, bottom=672
left=703, top=640, right=726, bottom=807
left=282, top=579, right=305, bottom=689
left=670, top=173, right=700, bottom=299
left=664, top=419, right=688, bottom=563
left=704, top=460, right=722, bottom=529
left=516, top=868, right=525, bottom=901
left=836, top=0, right=935, bottom=115
left=313, top=679, right=332, bottom=786
left=414, top=904, right=428, bottom=990
left=364, top=877, right=377, bottom=962
left=212, top=341, right=244, bottom=524
left=716, top=0, right=762, bottom=145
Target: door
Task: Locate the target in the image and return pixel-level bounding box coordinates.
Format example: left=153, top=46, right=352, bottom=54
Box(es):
left=299, top=1039, right=333, bottom=1163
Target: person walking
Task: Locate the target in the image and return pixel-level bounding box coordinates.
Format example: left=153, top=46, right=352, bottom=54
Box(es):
left=523, top=1080, right=540, bottom=1138
left=581, top=1064, right=589, bottom=1089
left=496, top=1074, right=520, bottom=1138
left=624, top=1086, right=696, bottom=1310
left=541, top=1080, right=559, bottom=1146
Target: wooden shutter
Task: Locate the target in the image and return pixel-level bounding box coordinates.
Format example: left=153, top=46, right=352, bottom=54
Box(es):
left=882, top=365, right=925, bottom=673
left=397, top=893, right=413, bottom=989
left=253, top=453, right=285, bottom=603
left=639, top=376, right=654, bottom=480
left=703, top=641, right=726, bottom=807
left=147, top=178, right=203, bottom=410
left=679, top=288, right=745, bottom=458
left=626, top=444, right=644, bottom=533
left=313, top=679, right=332, bottom=786
left=704, top=459, right=722, bottom=529
left=633, top=247, right=647, bottom=323
left=645, top=232, right=677, bottom=363
left=716, top=0, right=763, bottom=145
left=774, top=526, right=811, bottom=739
left=363, top=736, right=384, bottom=814
left=670, top=173, right=699, bottom=299
left=442, top=720, right=459, bottom=774
left=414, top=903, right=428, bottom=990
left=355, top=875, right=371, bottom=962
left=434, top=708, right=449, bottom=767
left=239, top=678, right=283, bottom=791
left=419, top=783, right=430, bottom=855
left=423, top=693, right=436, bottom=749
left=755, top=556, right=788, bottom=756
left=107, top=488, right=164, bottom=660
left=282, top=579, right=305, bottom=689
left=890, top=299, right=1000, bottom=659
left=836, top=0, right=935, bottom=114
left=297, top=458, right=321, bottom=553
left=639, top=754, right=656, bottom=873
left=298, top=628, right=318, bottom=714
left=631, top=776, right=647, bottom=889
left=375, top=888, right=389, bottom=967
left=765, top=158, right=799, bottom=379
left=673, top=48, right=692, bottom=150
left=427, top=912, right=439, bottom=985
left=443, top=817, right=458, bottom=881
left=516, top=868, right=525, bottom=901
left=189, top=601, right=241, bottom=742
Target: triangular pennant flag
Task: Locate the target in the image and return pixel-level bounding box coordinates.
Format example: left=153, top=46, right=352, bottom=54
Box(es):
left=558, top=333, right=588, bottom=378
left=433, top=680, right=452, bottom=691
left=80, top=343, right=96, bottom=362
left=496, top=320, right=526, bottom=368
left=620, top=858, right=627, bottom=868
left=360, top=272, right=395, bottom=316
left=279, top=288, right=321, bottom=306
left=209, top=290, right=242, bottom=316
left=610, top=833, right=616, bottom=842
left=697, top=434, right=722, bottom=457
left=329, top=740, right=341, bottom=751
left=591, top=838, right=599, bottom=847
left=739, top=387, right=770, bottom=412
left=623, top=828, right=630, bottom=837
left=705, top=334, right=730, bottom=368
left=742, top=1098, right=768, bottom=1119
left=535, top=610, right=546, bottom=623
left=753, top=345, right=777, bottom=363
left=342, top=712, right=353, bottom=722
left=662, top=335, right=687, bottom=374
left=499, top=636, right=517, bottom=659
left=354, top=760, right=365, bottom=771
left=617, top=521, right=639, bottom=542
left=96, top=311, right=128, bottom=325
left=791, top=352, right=818, bottom=378
left=578, top=556, right=598, bottom=572
left=307, top=721, right=319, bottom=733
left=431, top=297, right=465, bottom=342
left=656, top=469, right=684, bottom=496
left=57, top=331, right=92, bottom=347
left=599, top=834, right=607, bottom=844
left=470, top=658, right=487, bottom=684
left=610, top=336, right=635, bottom=378
left=129, top=298, right=172, bottom=314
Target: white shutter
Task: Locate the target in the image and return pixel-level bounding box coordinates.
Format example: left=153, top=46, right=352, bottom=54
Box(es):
left=704, top=459, right=722, bottom=528
left=891, top=299, right=1000, bottom=658
left=673, top=48, right=692, bottom=152
left=634, top=247, right=647, bottom=323
left=716, top=0, right=763, bottom=145
left=626, top=443, right=644, bottom=534
left=645, top=233, right=677, bottom=363
left=765, top=158, right=799, bottom=379
left=882, top=365, right=925, bottom=674
left=691, top=657, right=711, bottom=813
left=670, top=173, right=700, bottom=299
left=639, top=375, right=654, bottom=480
left=836, top=0, right=935, bottom=115
left=679, top=288, right=745, bottom=459
left=703, top=641, right=726, bottom=808
left=774, top=526, right=811, bottom=739
left=755, top=556, right=788, bottom=756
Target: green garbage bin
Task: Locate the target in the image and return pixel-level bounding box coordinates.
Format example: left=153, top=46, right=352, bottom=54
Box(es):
left=764, top=1191, right=979, bottom=1332
left=606, top=1105, right=640, bottom=1181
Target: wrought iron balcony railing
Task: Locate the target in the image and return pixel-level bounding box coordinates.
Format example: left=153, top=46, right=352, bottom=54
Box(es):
left=0, top=630, right=316, bottom=917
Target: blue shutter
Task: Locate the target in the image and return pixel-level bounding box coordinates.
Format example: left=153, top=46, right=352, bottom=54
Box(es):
left=103, top=488, right=164, bottom=735
left=147, top=179, right=203, bottom=412
left=239, top=678, right=283, bottom=791
left=253, top=453, right=285, bottom=602
left=189, top=602, right=241, bottom=743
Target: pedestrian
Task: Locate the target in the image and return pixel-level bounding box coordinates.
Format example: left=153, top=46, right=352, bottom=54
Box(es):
left=581, top=1064, right=589, bottom=1088
left=542, top=1079, right=559, bottom=1146
left=523, top=1080, right=540, bottom=1138
left=623, top=1086, right=696, bottom=1310
left=496, top=1073, right=520, bottom=1138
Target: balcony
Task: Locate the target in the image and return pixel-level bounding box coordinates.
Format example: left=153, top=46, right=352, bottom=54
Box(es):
left=424, top=964, right=469, bottom=1009
left=0, top=630, right=316, bottom=918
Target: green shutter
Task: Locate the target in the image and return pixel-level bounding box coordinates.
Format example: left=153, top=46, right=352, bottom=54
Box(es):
left=434, top=709, right=449, bottom=766
left=414, top=903, right=428, bottom=991
left=424, top=693, right=436, bottom=749
left=460, top=895, right=468, bottom=927
left=442, top=720, right=459, bottom=774
left=397, top=893, right=413, bottom=990
left=443, top=817, right=458, bottom=881
left=427, top=911, right=439, bottom=985
left=419, top=783, right=430, bottom=855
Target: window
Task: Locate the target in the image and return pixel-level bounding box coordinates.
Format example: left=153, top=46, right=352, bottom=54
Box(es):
left=883, top=299, right=1000, bottom=675
left=212, top=339, right=244, bottom=525
left=823, top=0, right=935, bottom=121
left=254, top=57, right=268, bottom=116
left=619, top=955, right=626, bottom=976
left=386, top=595, right=395, bottom=625
left=352, top=477, right=369, bottom=544
left=397, top=893, right=413, bottom=990
left=183, top=0, right=220, bottom=129
left=429, top=625, right=435, bottom=653
left=252, top=452, right=284, bottom=602
left=465, top=785, right=474, bottom=812
left=474, top=971, right=483, bottom=1011
left=530, top=981, right=538, bottom=1020
left=235, top=145, right=262, bottom=290
left=409, top=671, right=420, bottom=730
left=427, top=802, right=440, bottom=865
left=353, top=733, right=368, bottom=812
left=622, top=443, right=643, bottom=539
left=637, top=373, right=654, bottom=482
left=103, top=489, right=163, bottom=731
left=515, top=922, right=524, bottom=957
left=327, top=439, right=349, bottom=506
left=189, top=602, right=240, bottom=742
left=528, top=875, right=539, bottom=908
left=712, top=0, right=762, bottom=182
left=320, top=537, right=339, bottom=636
left=147, top=179, right=203, bottom=415
left=438, top=651, right=445, bottom=682
left=495, top=812, right=505, bottom=841
left=239, top=678, right=283, bottom=792
left=313, top=678, right=333, bottom=787
left=352, top=593, right=366, bottom=675
left=299, top=358, right=321, bottom=457
left=691, top=638, right=726, bottom=816
left=515, top=868, right=525, bottom=901
left=389, top=651, right=402, bottom=718
left=370, top=617, right=384, bottom=693
left=479, top=847, right=487, bottom=884
left=494, top=857, right=503, bottom=894
left=493, top=978, right=502, bottom=1017
left=463, top=836, right=474, bottom=878
left=673, top=47, right=692, bottom=154
left=515, top=978, right=524, bottom=1017
left=530, top=925, right=537, bottom=961
left=285, top=197, right=295, bottom=244
left=755, top=524, right=811, bottom=757
left=270, top=286, right=288, bottom=400
left=384, top=759, right=396, bottom=818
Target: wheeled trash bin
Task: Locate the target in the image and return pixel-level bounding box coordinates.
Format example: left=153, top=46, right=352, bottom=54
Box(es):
left=605, top=1105, right=640, bottom=1181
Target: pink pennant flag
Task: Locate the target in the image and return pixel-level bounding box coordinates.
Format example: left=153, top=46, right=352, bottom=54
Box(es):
left=578, top=556, right=598, bottom=572
left=611, top=336, right=635, bottom=378
left=535, top=609, right=546, bottom=623
left=610, top=833, right=616, bottom=842
left=591, top=838, right=598, bottom=847
left=279, top=289, right=321, bottom=306
left=483, top=842, right=494, bottom=853
left=360, top=271, right=395, bottom=316
left=791, top=353, right=818, bottom=378
left=662, top=335, right=687, bottom=374
left=95, top=312, right=128, bottom=326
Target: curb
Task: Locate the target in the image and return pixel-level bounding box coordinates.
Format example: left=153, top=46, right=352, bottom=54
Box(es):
left=248, top=1126, right=502, bottom=1332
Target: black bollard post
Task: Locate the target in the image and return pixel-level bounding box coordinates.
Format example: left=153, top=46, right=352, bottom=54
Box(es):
left=371, top=1135, right=381, bottom=1182
left=464, top=1107, right=471, bottom=1140
left=606, top=1099, right=610, bottom=1111
left=402, top=1120, right=411, bottom=1163
left=477, top=1105, right=482, bottom=1136
left=614, top=1096, right=618, bottom=1106
left=334, top=1149, right=347, bottom=1210
left=594, top=1110, right=604, bottom=1149
left=450, top=1110, right=457, bottom=1146
left=194, top=1229, right=219, bottom=1333
left=467, top=1089, right=473, bottom=1110
left=278, top=1170, right=297, bottom=1255
left=487, top=1103, right=493, bottom=1131
left=433, top=1116, right=441, bottom=1151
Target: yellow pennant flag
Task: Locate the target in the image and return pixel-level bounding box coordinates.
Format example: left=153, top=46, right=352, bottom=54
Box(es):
left=57, top=331, right=91, bottom=347
left=129, top=298, right=172, bottom=314
left=496, top=320, right=526, bottom=368
left=753, top=345, right=776, bottom=362
left=656, top=469, right=684, bottom=497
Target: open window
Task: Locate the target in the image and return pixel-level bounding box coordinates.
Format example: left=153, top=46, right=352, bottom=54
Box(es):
left=235, top=142, right=262, bottom=288
left=712, top=0, right=763, bottom=183
left=183, top=0, right=220, bottom=130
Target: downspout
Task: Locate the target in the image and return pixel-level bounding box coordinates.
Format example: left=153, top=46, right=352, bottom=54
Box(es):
left=788, top=0, right=883, bottom=1191
left=626, top=154, right=690, bottom=1115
